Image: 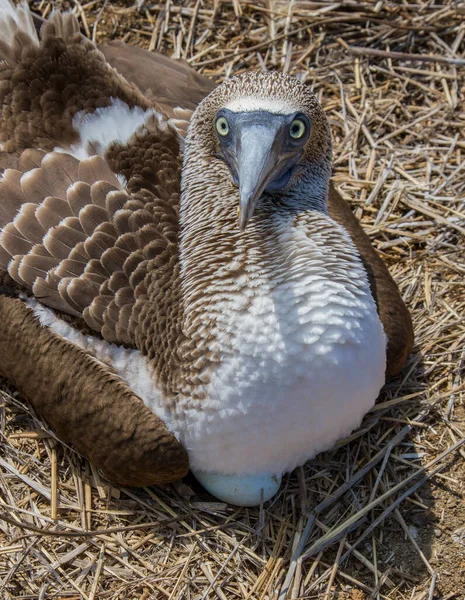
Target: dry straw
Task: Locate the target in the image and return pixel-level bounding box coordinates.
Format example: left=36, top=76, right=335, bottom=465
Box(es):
left=1, top=1, right=464, bottom=598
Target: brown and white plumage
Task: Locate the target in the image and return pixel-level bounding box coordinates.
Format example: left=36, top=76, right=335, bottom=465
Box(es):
left=0, top=0, right=188, bottom=485
left=0, top=2, right=413, bottom=504
left=0, top=4, right=184, bottom=386
left=96, top=40, right=413, bottom=379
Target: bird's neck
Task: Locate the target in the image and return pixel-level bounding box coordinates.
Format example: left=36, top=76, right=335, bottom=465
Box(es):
left=179, top=155, right=332, bottom=278
left=176, top=154, right=332, bottom=388
left=180, top=153, right=331, bottom=240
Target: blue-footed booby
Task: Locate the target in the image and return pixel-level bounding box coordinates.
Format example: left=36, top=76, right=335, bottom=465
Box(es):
left=0, top=1, right=413, bottom=506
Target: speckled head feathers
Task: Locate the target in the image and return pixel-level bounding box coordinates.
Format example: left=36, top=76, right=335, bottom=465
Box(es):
left=187, top=71, right=332, bottom=166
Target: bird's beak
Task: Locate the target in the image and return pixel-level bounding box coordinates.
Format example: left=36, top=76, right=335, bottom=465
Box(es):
left=235, top=124, right=286, bottom=231
left=217, top=112, right=305, bottom=230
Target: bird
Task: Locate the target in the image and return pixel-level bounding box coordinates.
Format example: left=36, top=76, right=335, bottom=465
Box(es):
left=0, top=1, right=413, bottom=506
left=97, top=40, right=412, bottom=380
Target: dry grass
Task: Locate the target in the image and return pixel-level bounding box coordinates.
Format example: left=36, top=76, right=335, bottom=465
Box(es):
left=1, top=1, right=465, bottom=598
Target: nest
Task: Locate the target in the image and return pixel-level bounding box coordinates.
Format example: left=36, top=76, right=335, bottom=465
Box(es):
left=1, top=1, right=464, bottom=598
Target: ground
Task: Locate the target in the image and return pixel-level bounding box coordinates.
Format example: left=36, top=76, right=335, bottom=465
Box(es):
left=1, top=1, right=465, bottom=599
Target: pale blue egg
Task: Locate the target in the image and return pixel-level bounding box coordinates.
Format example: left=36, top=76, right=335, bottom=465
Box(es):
left=193, top=471, right=282, bottom=506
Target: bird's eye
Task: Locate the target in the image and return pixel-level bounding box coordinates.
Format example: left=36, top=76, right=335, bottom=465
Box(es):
left=289, top=118, right=306, bottom=140
left=215, top=116, right=230, bottom=137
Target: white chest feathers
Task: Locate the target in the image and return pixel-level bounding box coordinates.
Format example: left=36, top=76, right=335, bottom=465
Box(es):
left=175, top=214, right=387, bottom=475
left=28, top=214, right=386, bottom=481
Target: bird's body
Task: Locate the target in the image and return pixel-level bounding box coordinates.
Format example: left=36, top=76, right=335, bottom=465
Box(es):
left=176, top=211, right=386, bottom=475
left=176, top=81, right=386, bottom=475
left=0, top=1, right=411, bottom=504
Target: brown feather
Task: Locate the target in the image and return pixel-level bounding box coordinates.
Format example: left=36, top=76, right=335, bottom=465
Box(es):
left=51, top=218, right=87, bottom=250
left=18, top=254, right=57, bottom=286
left=41, top=152, right=80, bottom=194
left=13, top=203, right=46, bottom=243
left=7, top=255, right=25, bottom=287
left=115, top=231, right=139, bottom=254
left=84, top=230, right=117, bottom=262
left=43, top=228, right=79, bottom=260
left=115, top=303, right=133, bottom=344
left=85, top=258, right=109, bottom=279
left=108, top=271, right=130, bottom=293
left=78, top=204, right=109, bottom=236
left=20, top=168, right=55, bottom=203
left=18, top=148, right=46, bottom=171
left=30, top=244, right=51, bottom=258
left=54, top=258, right=87, bottom=279
left=128, top=209, right=157, bottom=232
left=41, top=196, right=73, bottom=220
left=112, top=208, right=135, bottom=234
left=86, top=293, right=112, bottom=325
left=78, top=156, right=122, bottom=189
left=68, top=241, right=90, bottom=263
left=100, top=246, right=129, bottom=275
left=0, top=169, right=24, bottom=227
left=105, top=190, right=131, bottom=218
left=0, top=222, right=33, bottom=259
left=67, top=181, right=92, bottom=216
left=59, top=276, right=97, bottom=314
left=35, top=199, right=66, bottom=230
left=90, top=181, right=120, bottom=208
left=32, top=277, right=77, bottom=313
left=114, top=287, right=134, bottom=309
left=82, top=271, right=107, bottom=287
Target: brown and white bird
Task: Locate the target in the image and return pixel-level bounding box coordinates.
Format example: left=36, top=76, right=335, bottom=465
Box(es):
left=0, top=1, right=413, bottom=505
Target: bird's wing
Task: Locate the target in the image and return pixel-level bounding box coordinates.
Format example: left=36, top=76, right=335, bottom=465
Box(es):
left=327, top=183, right=414, bottom=376
left=0, top=3, right=189, bottom=486
left=0, top=291, right=189, bottom=486
left=0, top=4, right=181, bottom=350
left=100, top=41, right=217, bottom=117
left=0, top=149, right=180, bottom=348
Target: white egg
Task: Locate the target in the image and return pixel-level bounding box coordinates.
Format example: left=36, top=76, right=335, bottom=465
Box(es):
left=192, top=471, right=282, bottom=506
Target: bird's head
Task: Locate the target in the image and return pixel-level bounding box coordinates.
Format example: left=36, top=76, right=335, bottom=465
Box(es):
left=185, top=71, right=333, bottom=230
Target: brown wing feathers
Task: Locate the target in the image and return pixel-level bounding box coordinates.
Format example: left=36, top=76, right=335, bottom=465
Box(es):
left=0, top=293, right=189, bottom=486
left=0, top=154, right=121, bottom=316
left=2, top=155, right=133, bottom=344
left=0, top=146, right=182, bottom=357
left=0, top=7, right=155, bottom=155
left=0, top=5, right=184, bottom=357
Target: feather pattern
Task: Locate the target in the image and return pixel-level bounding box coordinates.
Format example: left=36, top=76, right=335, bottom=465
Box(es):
left=0, top=2, right=183, bottom=390
left=0, top=140, right=182, bottom=368
left=0, top=0, right=413, bottom=489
